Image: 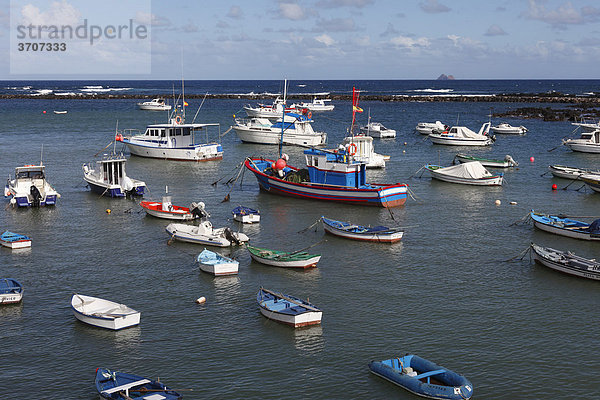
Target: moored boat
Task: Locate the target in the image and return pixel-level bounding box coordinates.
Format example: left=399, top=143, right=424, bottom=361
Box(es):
left=429, top=123, right=494, bottom=146
left=563, top=129, right=600, bottom=153
left=290, top=95, right=334, bottom=112
left=166, top=221, right=249, bottom=247
left=360, top=122, right=396, bottom=138
left=0, top=278, right=24, bottom=304
left=244, top=97, right=300, bottom=119
left=340, top=135, right=387, bottom=168
left=4, top=163, right=60, bottom=207
left=415, top=121, right=447, bottom=135
left=369, top=354, right=473, bottom=400
left=579, top=173, right=600, bottom=193
left=530, top=210, right=600, bottom=241
left=454, top=153, right=517, bottom=168
left=548, top=165, right=600, bottom=180
left=490, top=123, right=527, bottom=134
left=71, top=294, right=140, bottom=330
left=247, top=244, right=321, bottom=268
left=425, top=162, right=503, bottom=186
left=0, top=231, right=32, bottom=249
left=95, top=367, right=182, bottom=400
left=232, top=113, right=327, bottom=146
left=137, top=97, right=172, bottom=111
left=83, top=154, right=146, bottom=197
left=321, top=216, right=403, bottom=243
left=232, top=206, right=260, bottom=224
left=197, top=248, right=239, bottom=276
left=257, top=287, right=322, bottom=328
left=530, top=243, right=600, bottom=280
left=140, top=188, right=206, bottom=220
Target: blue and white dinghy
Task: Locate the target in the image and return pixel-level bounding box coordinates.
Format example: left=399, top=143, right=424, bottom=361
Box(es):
left=369, top=354, right=473, bottom=400
left=0, top=278, right=24, bottom=304
left=232, top=205, right=260, bottom=224
left=197, top=248, right=239, bottom=276
left=0, top=231, right=32, bottom=249
left=95, top=367, right=182, bottom=400
left=257, top=287, right=322, bottom=328
left=321, top=216, right=403, bottom=243
left=530, top=210, right=600, bottom=241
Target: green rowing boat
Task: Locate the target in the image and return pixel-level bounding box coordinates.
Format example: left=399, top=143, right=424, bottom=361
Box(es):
left=246, top=245, right=322, bottom=268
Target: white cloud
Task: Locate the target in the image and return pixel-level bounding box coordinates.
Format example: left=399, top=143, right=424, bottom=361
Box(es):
left=313, top=17, right=357, bottom=32
left=485, top=24, right=507, bottom=36
left=317, top=0, right=374, bottom=8
left=20, top=0, right=80, bottom=26
left=419, top=0, right=451, bottom=14
left=390, top=35, right=430, bottom=48
left=522, top=0, right=600, bottom=27
left=278, top=2, right=307, bottom=21
left=315, top=33, right=335, bottom=46
left=227, top=5, right=243, bottom=19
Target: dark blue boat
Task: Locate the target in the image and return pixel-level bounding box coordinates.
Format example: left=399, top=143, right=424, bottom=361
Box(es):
left=95, top=367, right=182, bottom=400
left=369, top=354, right=473, bottom=400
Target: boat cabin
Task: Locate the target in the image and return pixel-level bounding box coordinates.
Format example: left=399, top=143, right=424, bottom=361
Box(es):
left=14, top=165, right=46, bottom=180
left=133, top=122, right=220, bottom=148
left=303, top=148, right=366, bottom=187
left=579, top=130, right=600, bottom=143
left=90, top=154, right=128, bottom=186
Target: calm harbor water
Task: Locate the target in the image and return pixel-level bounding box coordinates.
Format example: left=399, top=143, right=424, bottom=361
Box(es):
left=1, top=81, right=599, bottom=399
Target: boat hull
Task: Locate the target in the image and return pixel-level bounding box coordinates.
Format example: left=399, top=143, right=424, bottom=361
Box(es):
left=258, top=306, right=322, bottom=327
left=0, top=239, right=31, bottom=249
left=124, top=140, right=223, bottom=162
left=245, top=158, right=407, bottom=208
left=0, top=292, right=23, bottom=304
left=249, top=252, right=321, bottom=268
left=579, top=174, right=600, bottom=192
left=11, top=193, right=58, bottom=207
left=85, top=179, right=144, bottom=198
left=71, top=295, right=140, bottom=330
left=360, top=128, right=396, bottom=138
left=530, top=211, right=600, bottom=241
left=141, top=201, right=196, bottom=220
left=454, top=155, right=512, bottom=168
left=0, top=279, right=24, bottom=305
left=322, top=218, right=403, bottom=243
left=531, top=244, right=600, bottom=280
left=165, top=223, right=248, bottom=247
left=233, top=126, right=326, bottom=146
left=564, top=141, right=600, bottom=153
left=257, top=288, right=322, bottom=328
left=427, top=169, right=503, bottom=186
left=429, top=135, right=492, bottom=146
left=233, top=214, right=260, bottom=223
left=199, top=261, right=239, bottom=276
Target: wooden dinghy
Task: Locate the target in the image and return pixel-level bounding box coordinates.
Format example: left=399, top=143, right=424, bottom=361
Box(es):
left=95, top=367, right=182, bottom=400
left=247, top=244, right=321, bottom=268
left=0, top=278, right=24, bottom=304
left=257, top=287, right=322, bottom=328
left=71, top=294, right=140, bottom=330
left=547, top=165, right=600, bottom=180
left=197, top=248, right=239, bottom=276
left=232, top=205, right=260, bottom=224
left=0, top=231, right=32, bottom=249
left=369, top=354, right=473, bottom=400
left=321, top=216, right=403, bottom=243
left=454, top=153, right=517, bottom=168
left=530, top=210, right=600, bottom=241
left=530, top=243, right=600, bottom=280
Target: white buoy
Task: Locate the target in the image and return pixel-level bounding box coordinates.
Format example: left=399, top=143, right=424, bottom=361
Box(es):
left=510, top=201, right=517, bottom=205
left=495, top=200, right=501, bottom=206
left=195, top=296, right=206, bottom=304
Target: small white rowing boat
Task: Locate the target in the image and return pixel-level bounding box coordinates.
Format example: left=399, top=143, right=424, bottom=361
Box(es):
left=197, top=248, right=239, bottom=276
left=71, top=294, right=140, bottom=330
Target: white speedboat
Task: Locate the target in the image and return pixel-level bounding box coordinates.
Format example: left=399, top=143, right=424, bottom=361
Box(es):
left=429, top=122, right=494, bottom=146
left=360, top=122, right=396, bottom=138
left=232, top=113, right=327, bottom=146
left=166, top=221, right=249, bottom=247
left=290, top=96, right=334, bottom=112
left=71, top=294, right=140, bottom=330
left=83, top=154, right=146, bottom=197
left=415, top=121, right=447, bottom=135
left=4, top=163, right=60, bottom=207
left=244, top=97, right=301, bottom=119
left=118, top=112, right=223, bottom=162
left=491, top=123, right=527, bottom=134
left=137, top=98, right=172, bottom=111
left=341, top=135, right=387, bottom=168
left=563, top=130, right=600, bottom=153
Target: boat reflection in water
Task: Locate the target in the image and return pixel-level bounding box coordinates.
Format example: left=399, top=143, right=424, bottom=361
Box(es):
left=293, top=324, right=324, bottom=353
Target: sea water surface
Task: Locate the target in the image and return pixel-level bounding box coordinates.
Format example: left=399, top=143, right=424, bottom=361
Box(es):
left=0, top=80, right=599, bottom=399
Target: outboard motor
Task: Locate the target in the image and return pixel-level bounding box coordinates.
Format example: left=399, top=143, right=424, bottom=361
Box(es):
left=190, top=201, right=210, bottom=219
left=223, top=227, right=241, bottom=245
left=504, top=155, right=518, bottom=167
left=30, top=185, right=42, bottom=207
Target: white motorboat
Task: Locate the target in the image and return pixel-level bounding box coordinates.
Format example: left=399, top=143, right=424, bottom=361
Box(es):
left=71, top=294, right=140, bottom=330
left=429, top=122, right=494, bottom=146
left=197, top=248, right=239, bottom=276
left=165, top=220, right=249, bottom=247
left=424, top=161, right=503, bottom=186
left=490, top=123, right=527, bottom=134
left=137, top=98, right=172, bottom=111
left=572, top=118, right=600, bottom=133
left=118, top=111, right=223, bottom=162
left=563, top=129, right=600, bottom=153
left=290, top=96, right=334, bottom=112
left=232, top=113, right=327, bottom=146
left=83, top=154, right=146, bottom=197
left=415, top=121, right=447, bottom=135
left=4, top=163, right=60, bottom=207
left=243, top=97, right=301, bottom=119
left=360, top=122, right=396, bottom=138
left=579, top=173, right=600, bottom=193
left=341, top=135, right=387, bottom=168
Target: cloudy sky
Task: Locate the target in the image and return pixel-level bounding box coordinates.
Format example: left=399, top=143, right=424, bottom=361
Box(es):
left=2, top=0, right=600, bottom=79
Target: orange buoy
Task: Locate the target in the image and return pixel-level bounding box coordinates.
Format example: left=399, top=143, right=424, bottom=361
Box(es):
left=552, top=184, right=557, bottom=190
left=530, top=156, right=535, bottom=162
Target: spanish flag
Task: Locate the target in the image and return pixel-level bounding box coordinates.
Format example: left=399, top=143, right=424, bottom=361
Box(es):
left=183, top=101, right=189, bottom=107
left=353, top=105, right=363, bottom=113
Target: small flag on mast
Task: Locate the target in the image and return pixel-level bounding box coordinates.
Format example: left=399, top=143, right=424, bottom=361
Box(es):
left=183, top=101, right=189, bottom=106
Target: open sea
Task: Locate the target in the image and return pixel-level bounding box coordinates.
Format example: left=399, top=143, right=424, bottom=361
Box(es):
left=1, top=80, right=599, bottom=399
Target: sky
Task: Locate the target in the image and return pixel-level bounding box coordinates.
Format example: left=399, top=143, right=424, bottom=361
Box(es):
left=1, top=0, right=600, bottom=79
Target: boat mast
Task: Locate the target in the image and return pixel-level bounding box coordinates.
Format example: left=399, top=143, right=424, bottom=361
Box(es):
left=279, top=79, right=287, bottom=158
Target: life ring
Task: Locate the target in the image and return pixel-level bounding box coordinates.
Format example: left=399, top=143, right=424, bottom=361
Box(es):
left=347, top=143, right=357, bottom=156
left=307, top=111, right=312, bottom=119
left=175, top=115, right=182, bottom=124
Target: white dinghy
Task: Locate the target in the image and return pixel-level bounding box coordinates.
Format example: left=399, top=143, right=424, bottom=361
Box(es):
left=166, top=220, right=249, bottom=247
left=424, top=161, right=503, bottom=186
left=71, top=294, right=140, bottom=330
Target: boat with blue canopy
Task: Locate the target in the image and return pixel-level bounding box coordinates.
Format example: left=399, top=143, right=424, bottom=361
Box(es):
left=95, top=367, right=182, bottom=400
left=321, top=216, right=403, bottom=243
left=0, top=278, right=24, bottom=304
left=369, top=354, right=473, bottom=400
left=530, top=210, right=600, bottom=241
left=232, top=205, right=260, bottom=224
left=197, top=248, right=239, bottom=276
left=0, top=231, right=32, bottom=249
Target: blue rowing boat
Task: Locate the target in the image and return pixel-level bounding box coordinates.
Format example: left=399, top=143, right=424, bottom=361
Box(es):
left=369, top=354, right=473, bottom=400
left=530, top=210, right=600, bottom=241
left=95, top=367, right=182, bottom=400
left=0, top=231, right=32, bottom=249
left=232, top=205, right=260, bottom=223
left=257, top=287, right=322, bottom=328
left=0, top=278, right=24, bottom=304
left=321, top=216, right=404, bottom=243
